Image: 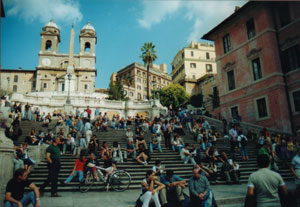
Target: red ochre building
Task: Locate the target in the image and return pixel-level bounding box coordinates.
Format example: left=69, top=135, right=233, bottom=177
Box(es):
left=202, top=1, right=300, bottom=134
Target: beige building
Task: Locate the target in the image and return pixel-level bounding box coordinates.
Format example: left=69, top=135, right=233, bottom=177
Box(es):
left=171, top=41, right=217, bottom=96
left=113, top=62, right=172, bottom=100
left=0, top=69, right=35, bottom=94
left=36, top=20, right=97, bottom=93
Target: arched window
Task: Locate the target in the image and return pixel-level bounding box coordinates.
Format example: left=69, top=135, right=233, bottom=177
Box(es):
left=84, top=42, right=91, bottom=53
left=45, top=40, right=52, bottom=51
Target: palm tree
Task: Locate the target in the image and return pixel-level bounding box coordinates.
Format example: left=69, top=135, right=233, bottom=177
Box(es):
left=123, top=75, right=133, bottom=99
left=140, top=42, right=157, bottom=100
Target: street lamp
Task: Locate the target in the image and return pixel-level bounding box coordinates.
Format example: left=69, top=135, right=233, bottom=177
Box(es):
left=152, top=80, right=156, bottom=99
left=6, top=77, right=10, bottom=96
left=66, top=73, right=72, bottom=104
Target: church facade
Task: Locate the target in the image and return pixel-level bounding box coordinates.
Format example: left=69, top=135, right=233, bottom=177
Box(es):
left=36, top=20, right=97, bottom=94
left=0, top=20, right=97, bottom=95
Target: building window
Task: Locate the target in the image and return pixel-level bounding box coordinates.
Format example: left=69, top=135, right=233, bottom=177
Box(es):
left=192, top=75, right=196, bottom=79
left=137, top=70, right=141, bottom=76
left=158, top=78, right=161, bottom=83
left=143, top=72, right=146, bottom=77
left=252, top=58, right=262, bottom=81
left=223, top=34, right=231, bottom=54
left=206, top=64, right=212, bottom=73
left=43, top=83, right=47, bottom=89
left=293, top=90, right=300, bottom=112
left=137, top=85, right=141, bottom=90
left=14, top=75, right=18, bottom=83
left=282, top=45, right=300, bottom=73
left=191, top=51, right=194, bottom=57
left=143, top=95, right=147, bottom=100
left=256, top=98, right=268, bottom=118
left=278, top=2, right=291, bottom=27
left=246, top=18, right=256, bottom=39
left=227, top=70, right=235, bottom=91
left=231, top=106, right=239, bottom=119
left=181, top=52, right=185, bottom=59
left=190, top=63, right=196, bottom=68
left=137, top=93, right=141, bottom=100
left=144, top=87, right=147, bottom=91
left=13, top=85, right=17, bottom=92
left=45, top=40, right=52, bottom=51
left=124, top=90, right=127, bottom=95
left=84, top=84, right=88, bottom=90
left=206, top=52, right=210, bottom=60
left=130, top=92, right=134, bottom=97
left=137, top=78, right=141, bottom=83
left=84, top=42, right=91, bottom=53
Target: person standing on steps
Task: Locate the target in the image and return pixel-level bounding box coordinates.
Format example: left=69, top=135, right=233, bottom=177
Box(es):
left=39, top=137, right=62, bottom=197
left=246, top=154, right=288, bottom=207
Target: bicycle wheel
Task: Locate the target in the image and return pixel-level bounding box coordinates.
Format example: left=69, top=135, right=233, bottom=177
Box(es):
left=80, top=172, right=94, bottom=193
left=109, top=170, right=131, bottom=192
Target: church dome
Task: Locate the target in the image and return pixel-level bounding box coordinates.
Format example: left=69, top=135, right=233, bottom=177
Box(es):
left=43, top=19, right=60, bottom=33
left=81, top=22, right=95, bottom=32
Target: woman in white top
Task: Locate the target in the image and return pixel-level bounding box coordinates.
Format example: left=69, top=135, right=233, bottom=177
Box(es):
left=139, top=170, right=165, bottom=207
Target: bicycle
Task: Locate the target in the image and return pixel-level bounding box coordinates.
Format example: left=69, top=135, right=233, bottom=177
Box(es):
left=79, top=165, right=131, bottom=193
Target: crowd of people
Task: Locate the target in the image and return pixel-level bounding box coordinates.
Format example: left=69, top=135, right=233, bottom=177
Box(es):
left=2, top=102, right=300, bottom=207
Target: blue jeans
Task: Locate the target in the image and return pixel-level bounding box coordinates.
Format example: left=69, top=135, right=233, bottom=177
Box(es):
left=241, top=146, right=248, bottom=157
left=4, top=191, right=37, bottom=207
left=172, top=145, right=184, bottom=152
left=149, top=143, right=162, bottom=152
left=24, top=111, right=29, bottom=120
left=183, top=155, right=196, bottom=165
left=65, top=171, right=84, bottom=183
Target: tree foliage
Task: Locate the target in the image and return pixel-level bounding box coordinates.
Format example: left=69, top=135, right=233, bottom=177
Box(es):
left=108, top=81, right=125, bottom=101
left=140, top=42, right=157, bottom=100
left=189, top=93, right=204, bottom=108
left=158, top=83, right=189, bottom=110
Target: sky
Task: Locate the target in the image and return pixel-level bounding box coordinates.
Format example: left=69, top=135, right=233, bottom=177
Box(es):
left=2, top=0, right=247, bottom=89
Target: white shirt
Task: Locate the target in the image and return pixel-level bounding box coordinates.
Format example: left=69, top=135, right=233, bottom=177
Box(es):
left=180, top=148, right=189, bottom=159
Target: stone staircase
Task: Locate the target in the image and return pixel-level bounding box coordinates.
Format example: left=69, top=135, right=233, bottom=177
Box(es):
left=22, top=119, right=294, bottom=192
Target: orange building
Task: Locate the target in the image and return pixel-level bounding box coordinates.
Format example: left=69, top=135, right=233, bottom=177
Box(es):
left=203, top=1, right=300, bottom=133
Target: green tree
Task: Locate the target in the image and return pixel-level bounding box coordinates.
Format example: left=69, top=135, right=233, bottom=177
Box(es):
left=140, top=42, right=157, bottom=100
left=190, top=93, right=204, bottom=108
left=108, top=80, right=125, bottom=100
left=122, top=75, right=133, bottom=98
left=158, top=83, right=189, bottom=110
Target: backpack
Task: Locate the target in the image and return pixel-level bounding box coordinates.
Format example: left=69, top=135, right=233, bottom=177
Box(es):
left=241, top=136, right=247, bottom=147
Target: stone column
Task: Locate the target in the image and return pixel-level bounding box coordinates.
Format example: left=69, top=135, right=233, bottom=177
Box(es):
left=0, top=107, right=14, bottom=207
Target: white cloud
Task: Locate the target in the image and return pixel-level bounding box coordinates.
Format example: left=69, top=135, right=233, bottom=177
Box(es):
left=138, top=0, right=181, bottom=29
left=184, top=1, right=247, bottom=42
left=5, top=0, right=83, bottom=25
left=138, top=0, right=247, bottom=42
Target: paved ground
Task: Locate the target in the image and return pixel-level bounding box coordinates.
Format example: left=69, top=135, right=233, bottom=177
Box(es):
left=39, top=180, right=297, bottom=207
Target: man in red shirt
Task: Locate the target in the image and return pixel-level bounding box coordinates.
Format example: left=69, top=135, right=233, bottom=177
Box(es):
left=64, top=153, right=87, bottom=183
left=86, top=106, right=92, bottom=119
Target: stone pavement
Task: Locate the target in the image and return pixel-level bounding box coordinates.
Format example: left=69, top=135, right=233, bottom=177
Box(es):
left=39, top=180, right=297, bottom=207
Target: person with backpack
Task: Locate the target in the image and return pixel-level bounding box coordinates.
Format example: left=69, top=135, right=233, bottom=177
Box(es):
left=238, top=133, right=248, bottom=160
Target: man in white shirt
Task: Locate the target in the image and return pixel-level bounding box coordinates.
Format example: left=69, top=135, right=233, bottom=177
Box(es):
left=180, top=144, right=196, bottom=165
left=84, top=121, right=93, bottom=144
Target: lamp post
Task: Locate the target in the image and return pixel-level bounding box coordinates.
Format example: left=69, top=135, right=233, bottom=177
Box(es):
left=66, top=73, right=72, bottom=104
left=152, top=80, right=156, bottom=99
left=6, top=77, right=10, bottom=96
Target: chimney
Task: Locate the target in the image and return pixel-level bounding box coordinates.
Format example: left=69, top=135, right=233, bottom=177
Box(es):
left=234, top=6, right=241, bottom=12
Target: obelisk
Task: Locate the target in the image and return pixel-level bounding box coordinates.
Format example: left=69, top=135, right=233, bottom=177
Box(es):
left=67, top=24, right=75, bottom=74
left=64, top=24, right=75, bottom=114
